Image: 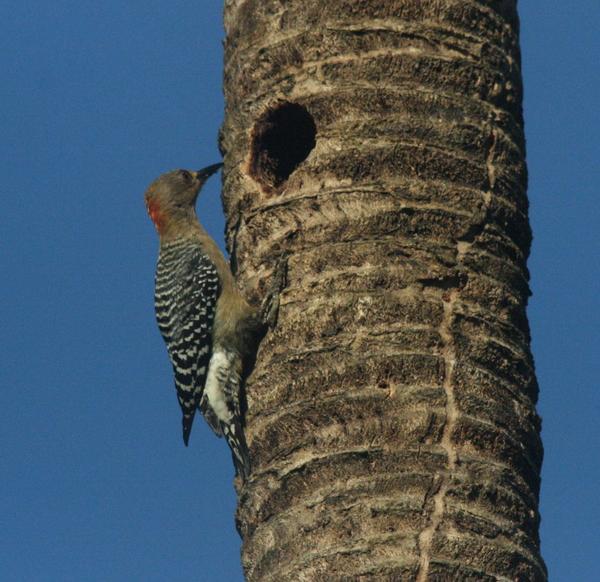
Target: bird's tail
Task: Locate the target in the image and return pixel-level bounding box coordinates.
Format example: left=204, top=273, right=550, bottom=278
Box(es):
left=223, top=420, right=251, bottom=482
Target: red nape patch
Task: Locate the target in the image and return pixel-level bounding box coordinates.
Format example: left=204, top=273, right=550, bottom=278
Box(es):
left=146, top=198, right=166, bottom=233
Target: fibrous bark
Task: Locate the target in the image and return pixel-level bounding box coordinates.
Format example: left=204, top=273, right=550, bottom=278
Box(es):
left=221, top=1, right=545, bottom=580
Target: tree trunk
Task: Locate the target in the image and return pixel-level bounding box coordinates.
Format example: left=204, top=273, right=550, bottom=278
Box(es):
left=221, top=1, right=545, bottom=580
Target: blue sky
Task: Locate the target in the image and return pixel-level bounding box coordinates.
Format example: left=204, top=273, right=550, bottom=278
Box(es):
left=1, top=2, right=597, bottom=580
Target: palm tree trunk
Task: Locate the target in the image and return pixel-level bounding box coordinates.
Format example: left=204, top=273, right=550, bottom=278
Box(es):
left=221, top=1, right=545, bottom=580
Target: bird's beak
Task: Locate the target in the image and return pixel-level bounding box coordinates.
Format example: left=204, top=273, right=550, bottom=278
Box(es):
left=195, top=162, right=223, bottom=182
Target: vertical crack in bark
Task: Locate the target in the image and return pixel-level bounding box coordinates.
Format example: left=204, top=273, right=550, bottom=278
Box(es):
left=416, top=126, right=497, bottom=581
left=485, top=124, right=498, bottom=195
left=416, top=289, right=459, bottom=582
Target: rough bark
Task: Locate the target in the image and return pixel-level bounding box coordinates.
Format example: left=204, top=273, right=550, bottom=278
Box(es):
left=221, top=1, right=545, bottom=580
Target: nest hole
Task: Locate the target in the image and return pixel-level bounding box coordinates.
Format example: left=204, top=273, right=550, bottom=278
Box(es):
left=249, top=102, right=316, bottom=193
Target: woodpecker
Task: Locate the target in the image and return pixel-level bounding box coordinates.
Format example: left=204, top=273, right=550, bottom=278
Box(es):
left=145, top=163, right=261, bottom=480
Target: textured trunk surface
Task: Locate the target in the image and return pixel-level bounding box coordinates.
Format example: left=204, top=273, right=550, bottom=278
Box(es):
left=221, top=1, right=545, bottom=580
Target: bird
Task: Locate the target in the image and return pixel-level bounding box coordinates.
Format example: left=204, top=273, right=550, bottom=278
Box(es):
left=144, top=163, right=262, bottom=480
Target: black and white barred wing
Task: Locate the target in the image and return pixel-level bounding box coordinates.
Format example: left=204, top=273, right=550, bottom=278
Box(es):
left=154, top=241, right=221, bottom=445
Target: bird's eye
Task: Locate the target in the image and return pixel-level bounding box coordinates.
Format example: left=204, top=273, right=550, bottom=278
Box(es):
left=179, top=170, right=192, bottom=182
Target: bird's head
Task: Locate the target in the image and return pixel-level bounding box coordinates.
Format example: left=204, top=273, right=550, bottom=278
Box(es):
left=144, top=163, right=223, bottom=235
